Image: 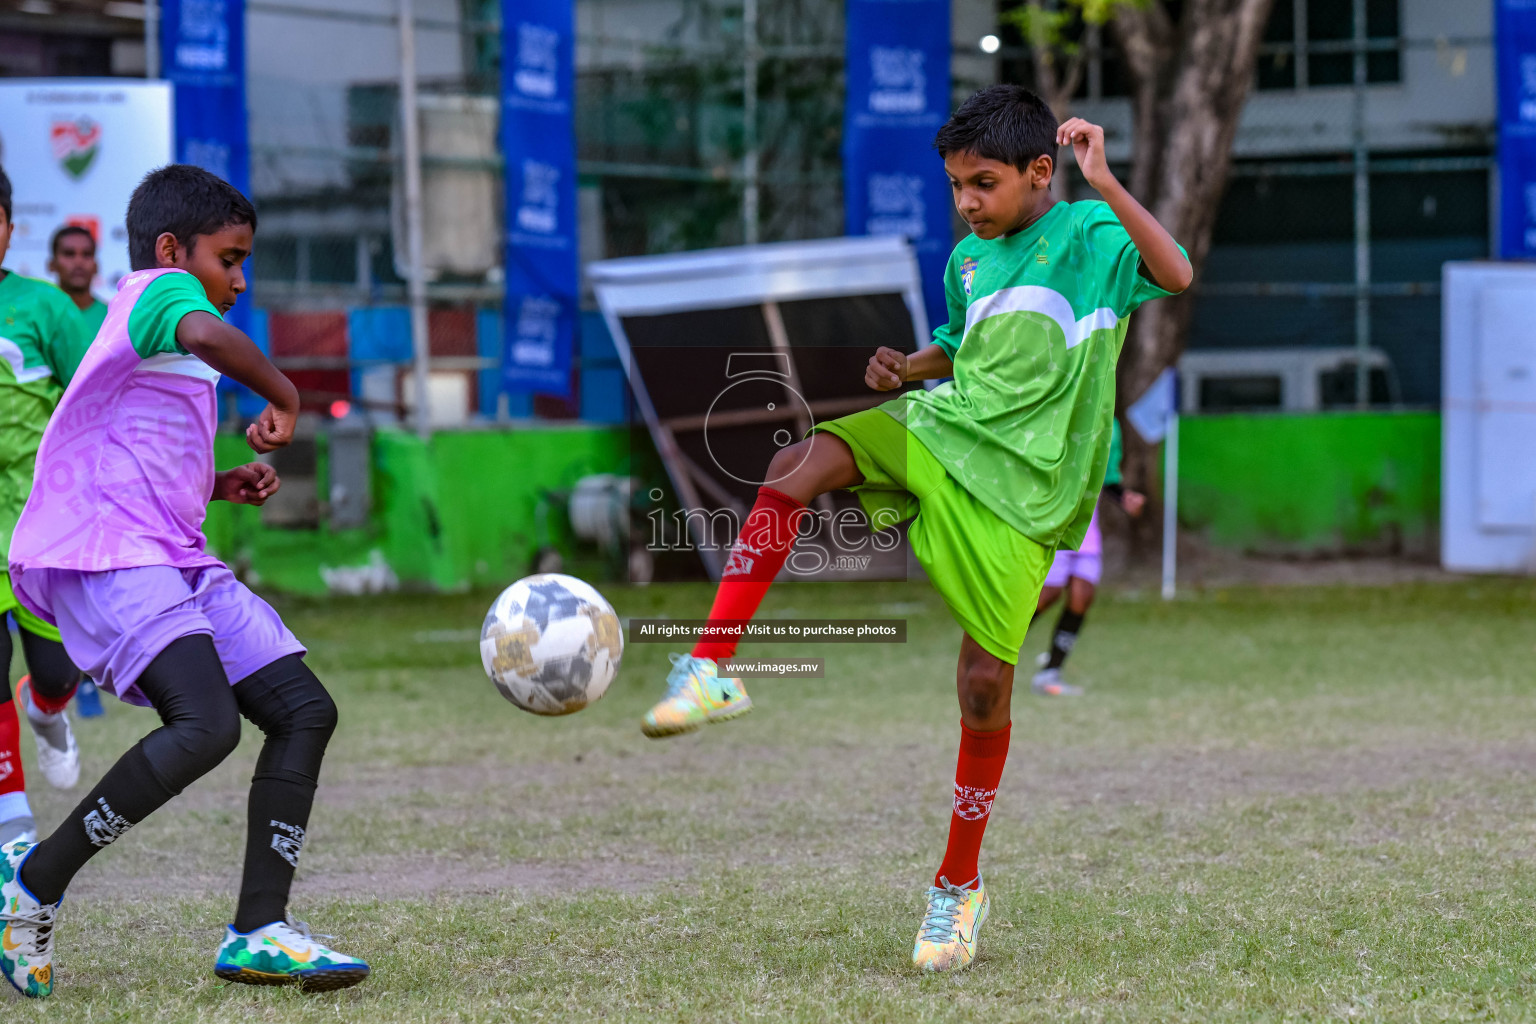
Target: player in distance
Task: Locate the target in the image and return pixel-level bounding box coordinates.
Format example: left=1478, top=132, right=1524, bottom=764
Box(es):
left=48, top=224, right=109, bottom=336
left=639, top=85, right=1191, bottom=972
left=0, top=164, right=369, bottom=999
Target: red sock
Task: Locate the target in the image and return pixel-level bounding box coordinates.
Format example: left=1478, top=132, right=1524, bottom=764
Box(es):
left=935, top=720, right=1011, bottom=888
left=692, top=486, right=808, bottom=662
left=0, top=699, right=26, bottom=800
left=21, top=675, right=75, bottom=716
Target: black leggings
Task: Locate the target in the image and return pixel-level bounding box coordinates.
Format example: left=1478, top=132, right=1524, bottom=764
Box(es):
left=0, top=624, right=82, bottom=706
left=22, top=635, right=338, bottom=930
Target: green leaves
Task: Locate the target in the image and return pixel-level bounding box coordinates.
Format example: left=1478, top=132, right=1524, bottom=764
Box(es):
left=1002, top=0, right=1145, bottom=53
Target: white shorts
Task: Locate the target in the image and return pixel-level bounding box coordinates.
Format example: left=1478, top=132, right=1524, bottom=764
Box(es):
left=1044, top=507, right=1103, bottom=588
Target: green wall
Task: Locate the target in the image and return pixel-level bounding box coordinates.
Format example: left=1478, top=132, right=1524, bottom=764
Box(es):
left=205, top=412, right=1441, bottom=594
left=207, top=425, right=652, bottom=595
left=1176, top=411, right=1441, bottom=555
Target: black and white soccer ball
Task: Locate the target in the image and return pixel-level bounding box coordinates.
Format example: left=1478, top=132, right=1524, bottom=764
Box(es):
left=480, top=573, right=623, bottom=716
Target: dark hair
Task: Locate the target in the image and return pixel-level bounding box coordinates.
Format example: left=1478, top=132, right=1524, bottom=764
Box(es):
left=933, top=85, right=1058, bottom=172
left=51, top=224, right=95, bottom=257
left=126, top=164, right=256, bottom=271
left=0, top=164, right=11, bottom=222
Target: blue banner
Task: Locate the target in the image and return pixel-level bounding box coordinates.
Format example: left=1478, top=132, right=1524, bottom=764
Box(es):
left=161, top=0, right=254, bottom=418
left=500, top=0, right=579, bottom=397
left=843, top=0, right=953, bottom=335
left=1498, top=0, right=1536, bottom=258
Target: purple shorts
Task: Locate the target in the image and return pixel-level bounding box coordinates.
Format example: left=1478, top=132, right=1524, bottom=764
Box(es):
left=1044, top=507, right=1103, bottom=588
left=14, top=564, right=306, bottom=707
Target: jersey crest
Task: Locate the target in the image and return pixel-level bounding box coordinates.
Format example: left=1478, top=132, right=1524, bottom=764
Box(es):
left=960, top=257, right=978, bottom=296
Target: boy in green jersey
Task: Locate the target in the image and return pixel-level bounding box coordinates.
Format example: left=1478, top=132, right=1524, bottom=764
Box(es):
left=48, top=225, right=108, bottom=337
left=639, top=86, right=1191, bottom=971
left=0, top=167, right=92, bottom=844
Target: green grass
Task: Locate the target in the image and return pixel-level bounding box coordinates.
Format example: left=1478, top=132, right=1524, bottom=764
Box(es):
left=10, top=576, right=1536, bottom=1021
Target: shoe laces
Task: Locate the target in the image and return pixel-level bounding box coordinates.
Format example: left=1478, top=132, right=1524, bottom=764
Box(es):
left=2, top=900, right=56, bottom=958
left=268, top=916, right=333, bottom=950
left=664, top=653, right=706, bottom=697
left=917, top=878, right=971, bottom=944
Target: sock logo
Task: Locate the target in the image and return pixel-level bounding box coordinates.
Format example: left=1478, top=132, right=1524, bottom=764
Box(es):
left=82, top=797, right=132, bottom=847
left=1053, top=630, right=1078, bottom=653
left=721, top=543, right=762, bottom=578
left=269, top=820, right=306, bottom=867
left=0, top=752, right=13, bottom=783
left=953, top=784, right=996, bottom=821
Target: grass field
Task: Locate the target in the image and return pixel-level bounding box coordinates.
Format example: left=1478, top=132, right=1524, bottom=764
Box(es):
left=8, top=574, right=1536, bottom=1022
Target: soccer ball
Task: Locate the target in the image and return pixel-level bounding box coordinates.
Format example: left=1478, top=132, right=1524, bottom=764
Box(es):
left=480, top=573, right=623, bottom=716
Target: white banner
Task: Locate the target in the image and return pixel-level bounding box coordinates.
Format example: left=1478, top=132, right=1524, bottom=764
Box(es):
left=0, top=80, right=173, bottom=293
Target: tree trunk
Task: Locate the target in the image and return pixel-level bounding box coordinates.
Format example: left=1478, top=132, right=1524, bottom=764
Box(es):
left=1109, top=0, right=1278, bottom=536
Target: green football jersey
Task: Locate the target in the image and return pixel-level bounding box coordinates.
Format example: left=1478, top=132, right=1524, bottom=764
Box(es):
left=887, top=200, right=1180, bottom=549
left=81, top=297, right=109, bottom=337
left=1104, top=418, right=1123, bottom=489
left=0, top=270, right=95, bottom=562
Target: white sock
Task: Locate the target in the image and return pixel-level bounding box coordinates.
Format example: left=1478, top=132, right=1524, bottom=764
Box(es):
left=23, top=694, right=69, bottom=751
left=0, top=791, right=32, bottom=823
left=23, top=693, right=59, bottom=726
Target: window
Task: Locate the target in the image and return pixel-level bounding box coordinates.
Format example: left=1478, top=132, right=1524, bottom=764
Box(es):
left=1319, top=365, right=1393, bottom=408
left=1199, top=376, right=1283, bottom=412
left=1257, top=0, right=1401, bottom=91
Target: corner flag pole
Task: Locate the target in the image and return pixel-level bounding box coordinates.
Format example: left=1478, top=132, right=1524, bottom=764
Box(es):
left=1161, top=404, right=1179, bottom=601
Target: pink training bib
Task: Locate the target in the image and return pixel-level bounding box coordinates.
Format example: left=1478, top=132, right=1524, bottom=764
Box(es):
left=9, top=268, right=224, bottom=580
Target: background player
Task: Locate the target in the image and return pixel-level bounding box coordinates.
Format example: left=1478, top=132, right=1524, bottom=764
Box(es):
left=47, top=225, right=108, bottom=337
left=1030, top=418, right=1145, bottom=696
left=637, top=87, right=1190, bottom=972
left=0, top=164, right=369, bottom=998
left=0, top=167, right=92, bottom=848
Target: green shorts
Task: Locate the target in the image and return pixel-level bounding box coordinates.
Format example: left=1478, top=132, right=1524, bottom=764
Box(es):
left=0, top=571, right=61, bottom=642
left=812, top=406, right=1051, bottom=664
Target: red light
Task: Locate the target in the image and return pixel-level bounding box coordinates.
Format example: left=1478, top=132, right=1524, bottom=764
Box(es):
left=330, top=400, right=352, bottom=419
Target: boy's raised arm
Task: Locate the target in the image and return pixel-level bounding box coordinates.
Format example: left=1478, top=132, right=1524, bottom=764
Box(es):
left=1058, top=117, right=1193, bottom=295
left=176, top=310, right=299, bottom=452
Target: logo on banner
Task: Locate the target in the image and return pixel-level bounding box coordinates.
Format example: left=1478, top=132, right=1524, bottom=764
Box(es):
left=1522, top=54, right=1536, bottom=122
left=868, top=46, right=926, bottom=114
left=514, top=22, right=560, bottom=99
left=184, top=138, right=231, bottom=180
left=1525, top=183, right=1536, bottom=251
left=866, top=173, right=927, bottom=238
left=51, top=117, right=101, bottom=179
left=175, top=0, right=231, bottom=71
left=516, top=159, right=561, bottom=234
left=512, top=295, right=561, bottom=367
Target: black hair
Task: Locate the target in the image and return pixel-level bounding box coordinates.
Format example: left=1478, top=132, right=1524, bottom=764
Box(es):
left=50, top=224, right=95, bottom=257
left=0, top=164, right=11, bottom=222
left=126, top=164, right=256, bottom=271
left=933, top=85, right=1059, bottom=172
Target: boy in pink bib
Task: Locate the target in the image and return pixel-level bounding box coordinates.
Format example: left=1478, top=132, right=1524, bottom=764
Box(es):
left=0, top=165, right=369, bottom=998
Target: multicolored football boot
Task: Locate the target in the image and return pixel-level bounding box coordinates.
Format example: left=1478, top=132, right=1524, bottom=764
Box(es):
left=640, top=654, right=752, bottom=738
left=0, top=840, right=58, bottom=999
left=214, top=918, right=370, bottom=992
left=1031, top=667, right=1084, bottom=697
left=912, top=874, right=989, bottom=972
